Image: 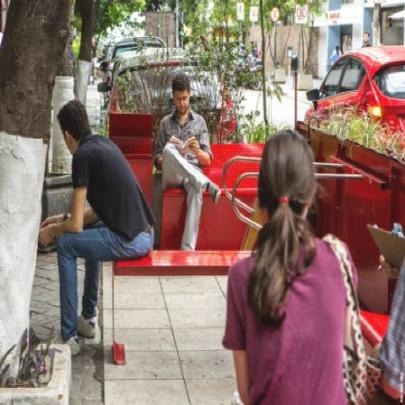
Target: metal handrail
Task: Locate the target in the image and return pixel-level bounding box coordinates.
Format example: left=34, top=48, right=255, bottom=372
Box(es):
left=221, top=156, right=345, bottom=205
left=228, top=170, right=364, bottom=231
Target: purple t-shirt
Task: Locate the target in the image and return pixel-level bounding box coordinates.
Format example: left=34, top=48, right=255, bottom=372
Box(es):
left=223, top=239, right=354, bottom=405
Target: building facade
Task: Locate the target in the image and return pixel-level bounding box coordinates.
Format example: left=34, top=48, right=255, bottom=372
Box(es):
left=315, top=0, right=405, bottom=79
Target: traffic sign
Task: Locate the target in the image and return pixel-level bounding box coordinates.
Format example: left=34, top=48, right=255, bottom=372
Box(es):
left=270, top=7, right=279, bottom=22
left=295, top=4, right=308, bottom=24
left=236, top=2, right=244, bottom=21
left=249, top=6, right=259, bottom=23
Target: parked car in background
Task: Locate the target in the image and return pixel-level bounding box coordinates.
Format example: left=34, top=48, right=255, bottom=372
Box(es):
left=305, top=46, right=405, bottom=134
left=99, top=36, right=166, bottom=84
left=98, top=48, right=238, bottom=142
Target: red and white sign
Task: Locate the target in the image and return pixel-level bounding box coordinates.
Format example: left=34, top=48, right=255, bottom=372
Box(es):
left=295, top=5, right=308, bottom=25
left=249, top=6, right=259, bottom=23
left=236, top=2, right=244, bottom=21
left=270, top=7, right=280, bottom=22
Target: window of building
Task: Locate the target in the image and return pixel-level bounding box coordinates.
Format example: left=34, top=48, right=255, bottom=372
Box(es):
left=341, top=0, right=354, bottom=4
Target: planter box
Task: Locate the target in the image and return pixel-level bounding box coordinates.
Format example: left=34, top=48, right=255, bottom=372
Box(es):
left=273, top=68, right=287, bottom=83
left=297, top=122, right=405, bottom=312
left=0, top=344, right=71, bottom=405
left=297, top=73, right=313, bottom=91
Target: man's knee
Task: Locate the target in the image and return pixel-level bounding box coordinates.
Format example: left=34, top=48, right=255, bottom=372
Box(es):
left=56, top=233, right=74, bottom=255
left=162, top=143, right=177, bottom=158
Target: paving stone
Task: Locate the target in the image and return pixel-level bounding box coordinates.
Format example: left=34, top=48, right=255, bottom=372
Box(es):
left=179, top=351, right=234, bottom=379
left=173, top=328, right=225, bottom=351
left=168, top=307, right=226, bottom=328
left=104, top=328, right=176, bottom=351
left=216, top=276, right=228, bottom=297
left=104, top=351, right=182, bottom=380
left=103, top=309, right=170, bottom=329
left=105, top=380, right=189, bottom=405
left=164, top=291, right=225, bottom=310
left=160, top=276, right=220, bottom=293
left=103, top=291, right=165, bottom=310
left=186, top=378, right=236, bottom=405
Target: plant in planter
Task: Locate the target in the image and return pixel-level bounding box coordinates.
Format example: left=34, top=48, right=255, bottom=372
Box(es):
left=0, top=328, right=54, bottom=388
left=230, top=111, right=289, bottom=144
left=320, top=108, right=405, bottom=162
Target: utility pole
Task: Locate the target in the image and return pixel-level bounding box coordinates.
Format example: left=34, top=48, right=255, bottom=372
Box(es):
left=259, top=0, right=269, bottom=138
left=175, top=0, right=179, bottom=47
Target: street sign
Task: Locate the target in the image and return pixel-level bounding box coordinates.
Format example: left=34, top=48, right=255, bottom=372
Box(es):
left=236, top=2, right=244, bottom=21
left=270, top=7, right=279, bottom=22
left=295, top=4, right=308, bottom=24
left=249, top=6, right=259, bottom=23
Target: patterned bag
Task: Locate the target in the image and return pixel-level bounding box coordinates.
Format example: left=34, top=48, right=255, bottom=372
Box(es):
left=324, top=235, right=381, bottom=405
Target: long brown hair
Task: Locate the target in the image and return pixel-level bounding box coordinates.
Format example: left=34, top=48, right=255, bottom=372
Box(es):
left=248, top=130, right=317, bottom=327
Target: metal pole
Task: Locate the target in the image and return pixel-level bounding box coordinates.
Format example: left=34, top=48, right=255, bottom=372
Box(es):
left=175, top=0, right=179, bottom=47
left=294, top=70, right=298, bottom=129
left=274, top=22, right=277, bottom=66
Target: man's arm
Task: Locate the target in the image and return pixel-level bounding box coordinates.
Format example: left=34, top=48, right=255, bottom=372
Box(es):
left=193, top=116, right=212, bottom=167
left=38, top=187, right=96, bottom=246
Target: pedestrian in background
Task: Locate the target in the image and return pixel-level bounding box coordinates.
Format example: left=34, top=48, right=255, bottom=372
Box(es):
left=330, top=45, right=342, bottom=65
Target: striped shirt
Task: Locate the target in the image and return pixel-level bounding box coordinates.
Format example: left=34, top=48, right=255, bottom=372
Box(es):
left=380, top=258, right=405, bottom=394
left=155, top=109, right=212, bottom=168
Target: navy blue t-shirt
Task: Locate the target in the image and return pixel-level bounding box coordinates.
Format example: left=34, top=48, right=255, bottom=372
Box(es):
left=72, top=135, right=155, bottom=240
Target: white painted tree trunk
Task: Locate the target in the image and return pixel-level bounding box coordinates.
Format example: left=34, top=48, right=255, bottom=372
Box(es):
left=51, top=76, right=74, bottom=174
left=0, top=132, right=46, bottom=375
left=75, top=59, right=92, bottom=105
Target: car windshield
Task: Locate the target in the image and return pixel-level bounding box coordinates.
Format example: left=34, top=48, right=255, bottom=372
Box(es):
left=113, top=39, right=165, bottom=59
left=375, top=64, right=405, bottom=99
left=115, top=63, right=222, bottom=114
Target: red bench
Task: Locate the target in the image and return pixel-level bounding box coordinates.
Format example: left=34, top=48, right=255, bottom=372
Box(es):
left=109, top=112, right=154, bottom=206
left=111, top=250, right=250, bottom=365
left=160, top=143, right=264, bottom=250
left=360, top=309, right=390, bottom=348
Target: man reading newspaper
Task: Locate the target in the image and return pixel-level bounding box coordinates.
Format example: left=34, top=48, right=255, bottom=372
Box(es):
left=154, top=73, right=221, bottom=250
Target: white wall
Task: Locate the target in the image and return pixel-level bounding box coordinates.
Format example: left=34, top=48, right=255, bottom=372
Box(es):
left=317, top=27, right=328, bottom=79
left=352, top=22, right=364, bottom=50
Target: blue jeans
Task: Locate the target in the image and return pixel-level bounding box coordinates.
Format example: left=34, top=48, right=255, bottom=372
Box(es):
left=56, top=223, right=153, bottom=340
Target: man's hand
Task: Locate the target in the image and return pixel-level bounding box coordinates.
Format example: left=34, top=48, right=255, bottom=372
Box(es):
left=169, top=135, right=182, bottom=145
left=40, top=214, right=65, bottom=229
left=38, top=224, right=58, bottom=247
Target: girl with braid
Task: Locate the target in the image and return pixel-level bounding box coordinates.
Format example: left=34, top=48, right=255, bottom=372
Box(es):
left=223, top=130, right=354, bottom=405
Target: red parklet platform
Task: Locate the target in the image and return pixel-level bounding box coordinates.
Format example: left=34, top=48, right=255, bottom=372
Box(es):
left=111, top=250, right=250, bottom=364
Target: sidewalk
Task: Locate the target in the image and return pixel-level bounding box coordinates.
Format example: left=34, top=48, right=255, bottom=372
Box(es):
left=102, top=269, right=235, bottom=404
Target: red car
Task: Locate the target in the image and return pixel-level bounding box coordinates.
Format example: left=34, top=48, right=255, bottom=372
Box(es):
left=305, top=46, right=405, bottom=134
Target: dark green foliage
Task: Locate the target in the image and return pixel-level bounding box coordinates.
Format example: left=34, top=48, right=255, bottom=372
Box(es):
left=0, top=328, right=57, bottom=388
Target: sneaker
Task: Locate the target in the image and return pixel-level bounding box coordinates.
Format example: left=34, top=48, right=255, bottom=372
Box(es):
left=206, top=182, right=221, bottom=204
left=77, top=315, right=96, bottom=339
left=66, top=336, right=81, bottom=356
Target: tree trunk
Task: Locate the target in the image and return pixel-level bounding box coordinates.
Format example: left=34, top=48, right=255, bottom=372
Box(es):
left=52, top=3, right=75, bottom=174
left=76, top=0, right=96, bottom=105
left=0, top=0, right=70, bottom=377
